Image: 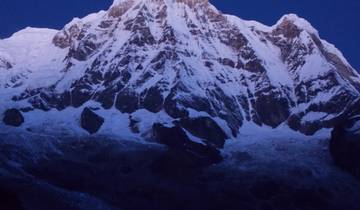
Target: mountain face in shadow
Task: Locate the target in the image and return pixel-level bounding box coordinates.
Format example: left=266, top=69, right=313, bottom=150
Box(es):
left=1, top=0, right=360, bottom=209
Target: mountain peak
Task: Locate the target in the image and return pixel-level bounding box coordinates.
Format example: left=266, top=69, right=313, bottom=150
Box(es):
left=111, top=0, right=208, bottom=6
left=175, top=0, right=209, bottom=6
left=1, top=0, right=360, bottom=138
left=276, top=13, right=318, bottom=36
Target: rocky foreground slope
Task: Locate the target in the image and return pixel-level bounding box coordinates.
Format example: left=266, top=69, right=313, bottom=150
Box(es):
left=1, top=126, right=360, bottom=210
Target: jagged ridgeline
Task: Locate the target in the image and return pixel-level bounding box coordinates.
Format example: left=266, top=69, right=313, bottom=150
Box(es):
left=1, top=0, right=360, bottom=140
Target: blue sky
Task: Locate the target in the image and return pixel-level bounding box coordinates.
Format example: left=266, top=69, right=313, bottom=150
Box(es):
left=0, top=0, right=359, bottom=70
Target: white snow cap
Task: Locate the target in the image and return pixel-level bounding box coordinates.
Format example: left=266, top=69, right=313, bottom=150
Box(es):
left=111, top=0, right=133, bottom=7
left=276, top=13, right=319, bottom=36
left=112, top=0, right=128, bottom=4
left=112, top=0, right=208, bottom=6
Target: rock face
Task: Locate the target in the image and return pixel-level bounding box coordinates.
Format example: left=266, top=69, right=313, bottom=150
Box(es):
left=330, top=115, right=360, bottom=178
left=178, top=117, right=228, bottom=148
left=0, top=58, right=12, bottom=70
left=152, top=123, right=223, bottom=167
left=80, top=108, right=104, bottom=134
left=0, top=0, right=360, bottom=138
left=3, top=109, right=24, bottom=127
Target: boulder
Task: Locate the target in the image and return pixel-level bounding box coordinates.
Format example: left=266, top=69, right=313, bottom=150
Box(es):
left=178, top=117, right=228, bottom=148
left=142, top=87, right=164, bottom=113
left=254, top=92, right=290, bottom=128
left=80, top=108, right=104, bottom=134
left=152, top=123, right=223, bottom=168
left=3, top=109, right=24, bottom=127
left=115, top=91, right=139, bottom=113
left=330, top=116, right=360, bottom=178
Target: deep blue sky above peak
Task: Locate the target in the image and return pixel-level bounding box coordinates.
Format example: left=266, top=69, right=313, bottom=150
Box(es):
left=0, top=0, right=359, bottom=70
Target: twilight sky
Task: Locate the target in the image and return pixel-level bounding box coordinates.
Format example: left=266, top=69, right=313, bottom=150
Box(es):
left=0, top=0, right=359, bottom=70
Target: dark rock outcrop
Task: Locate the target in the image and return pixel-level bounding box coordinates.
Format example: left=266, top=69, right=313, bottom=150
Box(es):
left=152, top=123, right=223, bottom=168
left=3, top=109, right=24, bottom=127
left=80, top=108, right=104, bottom=134
left=330, top=116, right=360, bottom=178
left=142, top=87, right=164, bottom=113
left=115, top=91, right=139, bottom=113
left=0, top=58, right=12, bottom=70
left=254, top=92, right=290, bottom=128
left=178, top=117, right=228, bottom=148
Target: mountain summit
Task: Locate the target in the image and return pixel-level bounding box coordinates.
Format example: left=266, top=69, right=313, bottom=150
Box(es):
left=1, top=0, right=359, bottom=142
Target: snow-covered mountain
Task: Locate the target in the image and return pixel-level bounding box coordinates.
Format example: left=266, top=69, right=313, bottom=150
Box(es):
left=1, top=0, right=360, bottom=143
